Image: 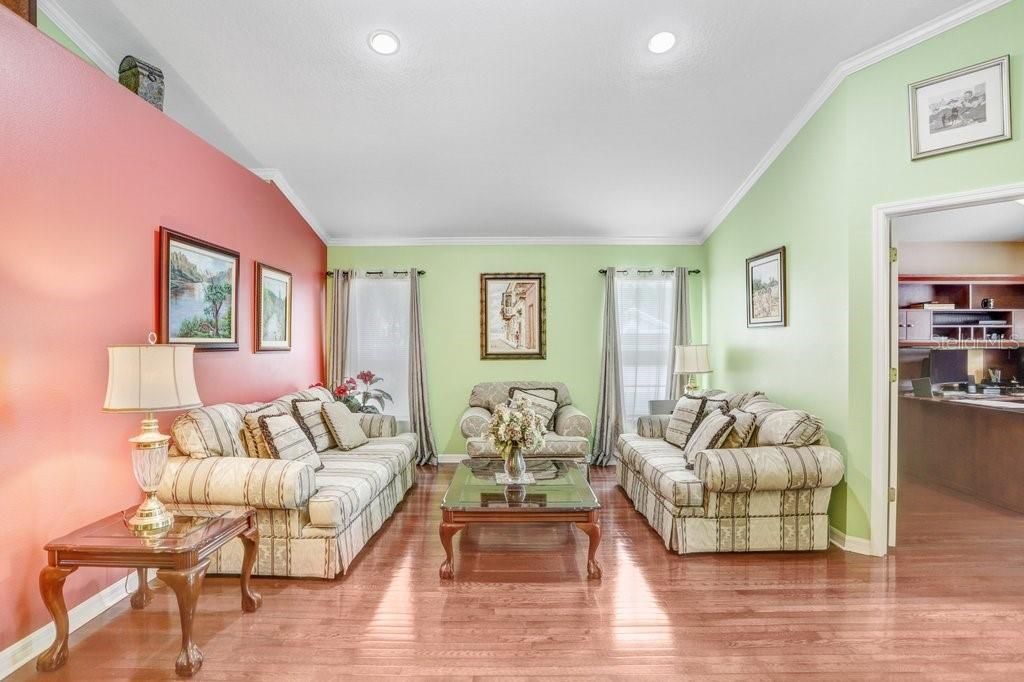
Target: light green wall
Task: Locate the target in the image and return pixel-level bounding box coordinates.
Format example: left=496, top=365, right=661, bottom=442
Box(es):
left=328, top=245, right=706, bottom=453
left=707, top=0, right=1024, bottom=539
left=37, top=11, right=96, bottom=67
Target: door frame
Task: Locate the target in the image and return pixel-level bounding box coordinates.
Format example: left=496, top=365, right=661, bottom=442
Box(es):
left=869, top=181, right=1024, bottom=556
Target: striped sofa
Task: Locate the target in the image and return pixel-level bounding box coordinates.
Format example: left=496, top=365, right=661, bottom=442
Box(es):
left=617, top=391, right=844, bottom=554
left=157, top=386, right=416, bottom=578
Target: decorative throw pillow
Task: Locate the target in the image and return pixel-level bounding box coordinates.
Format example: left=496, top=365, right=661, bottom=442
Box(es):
left=683, top=408, right=736, bottom=467
left=688, top=392, right=728, bottom=415
left=242, top=405, right=285, bottom=458
left=509, top=389, right=557, bottom=432
left=292, top=399, right=335, bottom=452
left=755, top=410, right=824, bottom=447
left=258, top=413, right=323, bottom=470
left=321, top=402, right=370, bottom=451
left=722, top=409, right=757, bottom=449
left=664, top=396, right=708, bottom=449
left=716, top=391, right=765, bottom=411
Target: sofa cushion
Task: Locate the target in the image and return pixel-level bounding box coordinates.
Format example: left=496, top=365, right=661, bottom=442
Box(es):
left=322, top=402, right=370, bottom=451
left=171, top=401, right=262, bottom=458
left=293, top=399, right=335, bottom=452
left=259, top=413, right=323, bottom=471
left=510, top=388, right=557, bottom=431
left=470, top=381, right=573, bottom=411
left=716, top=391, right=765, bottom=410
left=689, top=393, right=728, bottom=415
left=617, top=434, right=703, bottom=507
left=243, top=405, right=287, bottom=458
left=682, top=409, right=735, bottom=466
left=466, top=434, right=589, bottom=458
left=722, top=409, right=757, bottom=449
left=664, top=396, right=707, bottom=449
left=756, top=410, right=824, bottom=447
left=319, top=434, right=419, bottom=478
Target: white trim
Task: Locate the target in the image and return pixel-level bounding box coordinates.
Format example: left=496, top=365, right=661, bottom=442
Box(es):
left=38, top=0, right=118, bottom=77
left=700, top=0, right=1011, bottom=242
left=437, top=453, right=466, bottom=464
left=829, top=526, right=873, bottom=556
left=869, top=181, right=1024, bottom=558
left=249, top=168, right=328, bottom=244
left=0, top=570, right=148, bottom=678
left=326, top=235, right=702, bottom=247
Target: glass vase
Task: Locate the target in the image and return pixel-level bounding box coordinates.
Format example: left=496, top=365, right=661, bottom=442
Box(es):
left=504, top=448, right=526, bottom=481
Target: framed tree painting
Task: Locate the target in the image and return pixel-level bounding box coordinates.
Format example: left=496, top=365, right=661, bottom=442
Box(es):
left=159, top=227, right=239, bottom=351
left=255, top=262, right=292, bottom=352
left=746, top=246, right=786, bottom=328
left=908, top=55, right=1010, bottom=160
left=480, top=273, right=546, bottom=359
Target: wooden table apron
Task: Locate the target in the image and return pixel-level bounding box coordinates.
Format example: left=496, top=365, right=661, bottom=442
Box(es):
left=35, top=511, right=261, bottom=678
left=438, top=507, right=602, bottom=580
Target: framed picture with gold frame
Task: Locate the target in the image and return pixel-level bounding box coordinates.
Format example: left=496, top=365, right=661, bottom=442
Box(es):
left=746, top=246, right=787, bottom=328
left=480, top=273, right=546, bottom=360
left=255, top=262, right=292, bottom=352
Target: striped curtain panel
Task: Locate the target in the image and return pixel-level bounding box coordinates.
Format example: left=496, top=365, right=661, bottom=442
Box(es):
left=593, top=267, right=624, bottom=466
left=408, top=271, right=438, bottom=464
left=669, top=266, right=691, bottom=399
left=327, top=269, right=351, bottom=388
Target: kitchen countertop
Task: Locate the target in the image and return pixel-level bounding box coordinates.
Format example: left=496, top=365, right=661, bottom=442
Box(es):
left=900, top=393, right=1024, bottom=414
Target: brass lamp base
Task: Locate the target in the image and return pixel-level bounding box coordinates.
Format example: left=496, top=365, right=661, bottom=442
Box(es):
left=129, top=491, right=174, bottom=535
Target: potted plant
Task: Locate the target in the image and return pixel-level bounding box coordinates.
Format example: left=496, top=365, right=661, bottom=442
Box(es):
left=486, top=396, right=546, bottom=481
left=312, top=370, right=393, bottom=414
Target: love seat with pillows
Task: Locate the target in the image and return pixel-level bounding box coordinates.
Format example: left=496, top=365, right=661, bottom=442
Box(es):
left=157, top=385, right=417, bottom=579
left=617, top=390, right=845, bottom=554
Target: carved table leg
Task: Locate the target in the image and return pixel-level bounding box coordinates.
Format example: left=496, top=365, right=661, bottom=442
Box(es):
left=157, top=560, right=209, bottom=677
left=576, top=517, right=603, bottom=580
left=131, top=568, right=153, bottom=610
left=36, top=565, right=78, bottom=672
left=239, top=526, right=262, bottom=612
left=439, top=521, right=465, bottom=579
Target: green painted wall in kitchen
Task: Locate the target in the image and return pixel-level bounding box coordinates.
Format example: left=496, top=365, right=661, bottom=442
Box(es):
left=706, top=0, right=1024, bottom=540
left=327, top=245, right=706, bottom=453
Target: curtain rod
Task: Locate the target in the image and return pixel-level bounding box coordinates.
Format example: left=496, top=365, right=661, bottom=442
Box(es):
left=598, top=268, right=701, bottom=275
left=326, top=269, right=426, bottom=277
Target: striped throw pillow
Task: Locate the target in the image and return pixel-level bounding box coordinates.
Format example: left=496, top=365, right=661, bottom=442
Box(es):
left=242, top=405, right=285, bottom=458
left=258, top=413, right=323, bottom=470
left=665, top=396, right=707, bottom=449
left=510, top=389, right=557, bottom=433
left=683, top=408, right=736, bottom=467
left=292, top=399, right=335, bottom=452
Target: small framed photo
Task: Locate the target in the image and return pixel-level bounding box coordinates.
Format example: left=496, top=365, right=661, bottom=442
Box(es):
left=255, top=263, right=292, bottom=352
left=160, top=227, right=239, bottom=351
left=480, top=273, right=546, bottom=359
left=908, top=55, right=1010, bottom=160
left=746, top=247, right=786, bottom=328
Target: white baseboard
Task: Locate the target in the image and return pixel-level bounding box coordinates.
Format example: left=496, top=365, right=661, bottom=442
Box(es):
left=0, top=569, right=148, bottom=678
left=436, top=453, right=466, bottom=464
left=829, top=526, right=874, bottom=556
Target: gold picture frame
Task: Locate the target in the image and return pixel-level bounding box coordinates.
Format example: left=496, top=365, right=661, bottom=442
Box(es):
left=480, top=273, right=546, bottom=360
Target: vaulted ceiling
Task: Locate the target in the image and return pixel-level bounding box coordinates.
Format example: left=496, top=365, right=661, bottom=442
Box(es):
left=54, top=0, right=983, bottom=244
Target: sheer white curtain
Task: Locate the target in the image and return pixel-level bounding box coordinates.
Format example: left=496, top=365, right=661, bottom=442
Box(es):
left=614, top=272, right=675, bottom=427
left=345, top=275, right=411, bottom=421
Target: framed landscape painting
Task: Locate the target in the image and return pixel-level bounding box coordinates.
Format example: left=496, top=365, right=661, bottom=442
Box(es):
left=255, top=262, right=292, bottom=352
left=746, top=246, right=786, bottom=328
left=909, top=55, right=1010, bottom=160
left=480, top=273, right=546, bottom=360
left=159, top=227, right=239, bottom=351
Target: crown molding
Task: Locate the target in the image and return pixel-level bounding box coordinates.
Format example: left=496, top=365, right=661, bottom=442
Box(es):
left=250, top=168, right=328, bottom=244
left=700, top=0, right=1012, bottom=243
left=325, top=234, right=703, bottom=247
left=38, top=0, right=118, bottom=76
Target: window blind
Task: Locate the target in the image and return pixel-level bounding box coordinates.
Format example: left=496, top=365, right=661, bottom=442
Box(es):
left=345, top=277, right=411, bottom=420
left=615, top=274, right=674, bottom=425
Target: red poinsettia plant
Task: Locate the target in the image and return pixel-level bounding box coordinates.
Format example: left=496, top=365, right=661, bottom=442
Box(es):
left=311, top=370, right=392, bottom=414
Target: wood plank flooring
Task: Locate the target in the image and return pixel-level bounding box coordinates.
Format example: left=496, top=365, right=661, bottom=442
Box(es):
left=12, top=467, right=1024, bottom=679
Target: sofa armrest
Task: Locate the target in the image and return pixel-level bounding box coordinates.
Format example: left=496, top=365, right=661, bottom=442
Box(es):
left=554, top=405, right=592, bottom=437
left=695, top=445, right=844, bottom=493
left=636, top=414, right=670, bottom=439
left=159, top=456, right=315, bottom=510
left=358, top=413, right=398, bottom=438
left=460, top=406, right=491, bottom=438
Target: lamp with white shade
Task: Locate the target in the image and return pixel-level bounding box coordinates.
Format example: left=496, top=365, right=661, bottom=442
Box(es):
left=674, top=344, right=712, bottom=394
left=103, top=334, right=201, bottom=534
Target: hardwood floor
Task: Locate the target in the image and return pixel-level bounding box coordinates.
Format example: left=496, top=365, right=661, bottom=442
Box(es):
left=13, top=467, right=1024, bottom=679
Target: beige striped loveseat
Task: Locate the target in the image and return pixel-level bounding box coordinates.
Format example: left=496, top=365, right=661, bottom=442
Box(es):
left=617, top=391, right=844, bottom=554
left=157, top=386, right=416, bottom=578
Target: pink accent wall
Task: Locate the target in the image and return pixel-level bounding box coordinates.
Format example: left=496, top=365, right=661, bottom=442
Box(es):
left=0, top=12, right=325, bottom=650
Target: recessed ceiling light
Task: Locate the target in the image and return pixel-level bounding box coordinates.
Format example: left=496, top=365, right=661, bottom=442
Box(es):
left=369, top=30, right=399, bottom=55
left=647, top=31, right=676, bottom=54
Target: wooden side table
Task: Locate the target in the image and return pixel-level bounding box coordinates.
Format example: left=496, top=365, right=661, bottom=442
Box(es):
left=36, top=507, right=261, bottom=677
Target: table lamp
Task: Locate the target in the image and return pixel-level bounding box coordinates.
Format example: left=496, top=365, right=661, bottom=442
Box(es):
left=675, top=344, right=712, bottom=394
left=103, top=334, right=201, bottom=534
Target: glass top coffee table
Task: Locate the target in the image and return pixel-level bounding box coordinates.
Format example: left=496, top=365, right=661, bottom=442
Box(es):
left=439, top=459, right=602, bottom=579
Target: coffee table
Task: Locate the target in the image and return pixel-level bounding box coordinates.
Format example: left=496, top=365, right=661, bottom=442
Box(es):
left=439, top=459, right=602, bottom=579
left=36, top=507, right=260, bottom=677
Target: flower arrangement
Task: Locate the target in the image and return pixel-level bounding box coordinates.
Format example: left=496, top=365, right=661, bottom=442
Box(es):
left=487, top=396, right=546, bottom=461
left=310, top=370, right=392, bottom=414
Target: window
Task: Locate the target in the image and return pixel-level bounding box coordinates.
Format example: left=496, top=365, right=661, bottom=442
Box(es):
left=345, top=277, right=410, bottom=420
left=615, top=274, right=675, bottom=426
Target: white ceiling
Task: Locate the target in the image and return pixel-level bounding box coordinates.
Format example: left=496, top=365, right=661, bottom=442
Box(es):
left=894, top=200, right=1024, bottom=242
left=55, top=0, right=981, bottom=244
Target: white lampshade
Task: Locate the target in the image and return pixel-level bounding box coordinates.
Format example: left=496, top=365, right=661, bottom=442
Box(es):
left=103, top=344, right=202, bottom=412
left=674, top=344, right=711, bottom=374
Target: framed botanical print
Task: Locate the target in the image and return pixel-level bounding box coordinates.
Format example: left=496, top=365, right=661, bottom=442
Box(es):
left=255, top=263, right=292, bottom=352
left=746, top=246, right=786, bottom=328
left=480, top=273, right=546, bottom=359
left=909, top=55, right=1010, bottom=160
left=159, top=227, right=239, bottom=351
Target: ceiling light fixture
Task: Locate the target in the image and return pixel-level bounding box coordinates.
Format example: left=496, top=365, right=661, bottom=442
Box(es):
left=647, top=31, right=676, bottom=54
left=369, top=30, right=400, bottom=55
